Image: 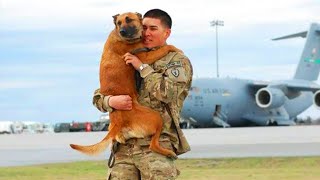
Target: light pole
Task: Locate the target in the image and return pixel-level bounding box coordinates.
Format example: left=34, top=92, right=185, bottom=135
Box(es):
left=210, top=20, right=224, bottom=78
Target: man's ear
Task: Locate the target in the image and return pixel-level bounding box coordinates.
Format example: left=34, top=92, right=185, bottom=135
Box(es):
left=164, top=28, right=171, bottom=39
left=112, top=14, right=120, bottom=25
left=135, top=12, right=142, bottom=21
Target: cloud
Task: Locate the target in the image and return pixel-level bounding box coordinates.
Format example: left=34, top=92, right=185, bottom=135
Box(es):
left=2, top=0, right=319, bottom=33
left=0, top=80, right=54, bottom=89
left=0, top=64, right=98, bottom=76
left=193, top=63, right=297, bottom=80
left=1, top=0, right=109, bottom=30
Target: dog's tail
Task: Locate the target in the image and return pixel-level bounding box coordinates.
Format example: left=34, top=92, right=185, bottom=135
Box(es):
left=70, top=134, right=112, bottom=156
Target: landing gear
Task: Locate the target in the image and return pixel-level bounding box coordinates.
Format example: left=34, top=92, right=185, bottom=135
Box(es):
left=180, top=122, right=194, bottom=129
left=213, top=105, right=230, bottom=128
left=179, top=117, right=197, bottom=129
left=267, top=118, right=278, bottom=126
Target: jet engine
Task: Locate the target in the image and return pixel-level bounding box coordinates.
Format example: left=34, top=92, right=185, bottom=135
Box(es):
left=255, top=87, right=285, bottom=109
left=314, top=90, right=320, bottom=109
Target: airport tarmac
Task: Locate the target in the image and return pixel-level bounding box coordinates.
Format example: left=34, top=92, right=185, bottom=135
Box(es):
left=1, top=126, right=320, bottom=167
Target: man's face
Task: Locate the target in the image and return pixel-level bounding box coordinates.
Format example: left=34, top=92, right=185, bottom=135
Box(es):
left=142, top=17, right=171, bottom=48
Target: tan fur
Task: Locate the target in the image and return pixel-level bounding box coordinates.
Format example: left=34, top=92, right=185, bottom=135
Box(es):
left=70, top=12, right=179, bottom=158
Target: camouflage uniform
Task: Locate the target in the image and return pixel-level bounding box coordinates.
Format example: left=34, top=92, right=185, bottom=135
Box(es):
left=93, top=50, right=193, bottom=180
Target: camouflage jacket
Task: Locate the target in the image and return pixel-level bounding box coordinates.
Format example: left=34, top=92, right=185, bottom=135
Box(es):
left=93, top=51, right=193, bottom=155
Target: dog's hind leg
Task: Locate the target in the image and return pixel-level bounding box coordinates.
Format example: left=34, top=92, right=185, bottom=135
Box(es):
left=149, top=125, right=177, bottom=158
left=128, top=103, right=176, bottom=158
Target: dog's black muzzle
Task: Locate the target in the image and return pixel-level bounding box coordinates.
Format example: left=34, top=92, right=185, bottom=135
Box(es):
left=119, top=26, right=138, bottom=38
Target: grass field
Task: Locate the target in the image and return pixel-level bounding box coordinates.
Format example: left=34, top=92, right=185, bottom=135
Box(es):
left=1, top=157, right=320, bottom=180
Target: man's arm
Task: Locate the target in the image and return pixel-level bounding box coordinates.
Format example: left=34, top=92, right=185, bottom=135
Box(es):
left=92, top=89, right=112, bottom=113
left=141, top=53, right=193, bottom=103
left=92, top=89, right=133, bottom=112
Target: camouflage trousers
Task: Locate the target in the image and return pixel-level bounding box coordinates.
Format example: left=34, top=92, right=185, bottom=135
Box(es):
left=107, top=138, right=179, bottom=180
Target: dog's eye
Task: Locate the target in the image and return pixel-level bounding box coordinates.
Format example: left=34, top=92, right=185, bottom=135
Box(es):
left=125, top=17, right=133, bottom=23
left=117, top=21, right=122, bottom=26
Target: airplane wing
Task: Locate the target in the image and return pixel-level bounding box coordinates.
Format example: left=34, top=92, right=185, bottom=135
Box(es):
left=247, top=80, right=269, bottom=90
left=272, top=31, right=307, bottom=40
left=284, top=82, right=320, bottom=92
left=248, top=80, right=320, bottom=92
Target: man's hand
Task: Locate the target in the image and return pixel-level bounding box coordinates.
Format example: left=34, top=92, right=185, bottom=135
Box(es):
left=109, top=95, right=132, bottom=110
left=123, top=52, right=142, bottom=70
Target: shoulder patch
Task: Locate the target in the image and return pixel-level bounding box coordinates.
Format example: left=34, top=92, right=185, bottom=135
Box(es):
left=171, top=68, right=180, bottom=77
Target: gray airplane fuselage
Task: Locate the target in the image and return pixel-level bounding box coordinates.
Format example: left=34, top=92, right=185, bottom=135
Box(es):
left=181, top=78, right=315, bottom=127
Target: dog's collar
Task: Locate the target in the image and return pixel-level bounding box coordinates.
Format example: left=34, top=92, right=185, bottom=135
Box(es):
left=127, top=38, right=140, bottom=43
left=125, top=36, right=142, bottom=44
left=130, top=47, right=151, bottom=54
left=130, top=45, right=164, bottom=55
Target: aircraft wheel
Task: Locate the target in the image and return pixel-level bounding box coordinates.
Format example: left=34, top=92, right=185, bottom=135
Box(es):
left=180, top=122, right=188, bottom=129
left=187, top=123, right=195, bottom=129
left=267, top=121, right=278, bottom=126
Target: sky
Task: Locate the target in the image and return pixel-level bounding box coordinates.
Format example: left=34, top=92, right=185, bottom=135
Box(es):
left=1, top=0, right=320, bottom=123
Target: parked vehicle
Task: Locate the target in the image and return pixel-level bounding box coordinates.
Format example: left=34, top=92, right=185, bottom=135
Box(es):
left=54, top=123, right=70, bottom=133
left=69, top=121, right=92, bottom=132
left=92, top=113, right=110, bottom=131
left=11, top=121, right=23, bottom=134
left=0, top=121, right=13, bottom=134
left=21, top=122, right=45, bottom=134
left=43, top=123, right=54, bottom=133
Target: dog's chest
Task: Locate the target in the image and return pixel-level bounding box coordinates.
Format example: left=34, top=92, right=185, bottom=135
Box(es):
left=101, top=51, right=129, bottom=70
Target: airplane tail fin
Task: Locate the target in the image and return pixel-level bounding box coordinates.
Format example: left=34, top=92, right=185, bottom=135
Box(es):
left=272, top=23, right=320, bottom=81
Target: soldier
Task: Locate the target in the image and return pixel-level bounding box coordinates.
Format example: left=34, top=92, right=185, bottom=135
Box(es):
left=93, top=9, right=193, bottom=180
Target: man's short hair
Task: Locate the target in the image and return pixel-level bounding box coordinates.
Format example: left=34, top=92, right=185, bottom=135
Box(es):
left=143, top=9, right=172, bottom=29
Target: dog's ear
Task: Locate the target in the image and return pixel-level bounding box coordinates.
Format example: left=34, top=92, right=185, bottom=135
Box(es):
left=135, top=12, right=142, bottom=21
left=112, top=14, right=120, bottom=25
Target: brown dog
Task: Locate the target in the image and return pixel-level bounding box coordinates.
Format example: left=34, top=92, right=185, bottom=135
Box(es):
left=70, top=12, right=179, bottom=158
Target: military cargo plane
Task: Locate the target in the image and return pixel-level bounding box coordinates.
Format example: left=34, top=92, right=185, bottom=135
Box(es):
left=180, top=23, right=320, bottom=128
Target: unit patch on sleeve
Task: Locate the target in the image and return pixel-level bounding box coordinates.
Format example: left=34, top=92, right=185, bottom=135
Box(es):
left=171, top=68, right=180, bottom=77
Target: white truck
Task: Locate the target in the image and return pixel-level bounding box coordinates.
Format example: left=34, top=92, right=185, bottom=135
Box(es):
left=0, top=121, right=13, bottom=134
